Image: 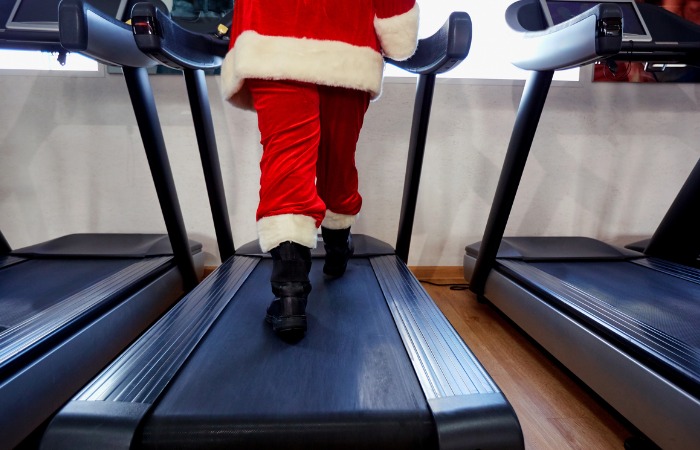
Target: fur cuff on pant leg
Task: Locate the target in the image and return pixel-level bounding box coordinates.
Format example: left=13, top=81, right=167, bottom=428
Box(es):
left=321, top=211, right=357, bottom=230
left=257, top=214, right=319, bottom=253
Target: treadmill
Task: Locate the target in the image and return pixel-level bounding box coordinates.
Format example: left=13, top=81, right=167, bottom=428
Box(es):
left=0, top=1, right=205, bottom=447
left=1, top=0, right=125, bottom=52
left=0, top=0, right=231, bottom=52
left=40, top=4, right=525, bottom=450
left=464, top=1, right=700, bottom=449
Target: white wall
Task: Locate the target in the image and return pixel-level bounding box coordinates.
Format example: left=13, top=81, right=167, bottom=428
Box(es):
left=1, top=67, right=698, bottom=266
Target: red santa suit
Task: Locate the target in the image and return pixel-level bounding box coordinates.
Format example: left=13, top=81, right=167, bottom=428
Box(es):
left=221, top=0, right=419, bottom=252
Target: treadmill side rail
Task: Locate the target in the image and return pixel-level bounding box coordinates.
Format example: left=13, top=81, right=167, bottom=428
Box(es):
left=40, top=256, right=259, bottom=449
left=464, top=253, right=700, bottom=450
left=0, top=257, right=170, bottom=372
left=371, top=255, right=523, bottom=449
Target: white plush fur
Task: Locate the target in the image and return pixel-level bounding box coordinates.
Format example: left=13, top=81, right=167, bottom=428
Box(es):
left=321, top=210, right=356, bottom=230
left=374, top=4, right=420, bottom=61
left=221, top=31, right=385, bottom=109
left=257, top=214, right=319, bottom=253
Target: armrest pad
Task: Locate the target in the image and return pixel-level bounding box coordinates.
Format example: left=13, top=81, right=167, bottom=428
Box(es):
left=387, top=11, right=472, bottom=75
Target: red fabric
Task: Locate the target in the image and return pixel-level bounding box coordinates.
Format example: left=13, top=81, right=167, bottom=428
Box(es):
left=221, top=0, right=418, bottom=108
left=248, top=79, right=370, bottom=225
left=223, top=1, right=418, bottom=247
left=229, top=0, right=416, bottom=54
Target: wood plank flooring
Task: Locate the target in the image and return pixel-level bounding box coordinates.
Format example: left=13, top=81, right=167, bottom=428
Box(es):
left=412, top=266, right=636, bottom=450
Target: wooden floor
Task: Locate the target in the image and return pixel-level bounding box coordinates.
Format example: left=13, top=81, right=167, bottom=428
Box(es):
left=412, top=266, right=636, bottom=450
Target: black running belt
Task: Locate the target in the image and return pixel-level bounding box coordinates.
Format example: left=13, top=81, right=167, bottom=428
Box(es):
left=0, top=258, right=147, bottom=329
left=499, top=258, right=700, bottom=395
left=141, top=257, right=436, bottom=449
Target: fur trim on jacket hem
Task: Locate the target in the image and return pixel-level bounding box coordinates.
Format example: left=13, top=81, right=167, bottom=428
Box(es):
left=221, top=31, right=385, bottom=110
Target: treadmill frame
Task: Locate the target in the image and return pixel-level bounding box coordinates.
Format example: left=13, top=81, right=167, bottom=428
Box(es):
left=41, top=5, right=525, bottom=450
left=466, top=1, right=700, bottom=448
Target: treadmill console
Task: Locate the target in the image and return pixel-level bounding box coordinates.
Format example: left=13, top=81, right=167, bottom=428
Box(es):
left=539, top=0, right=652, bottom=41
left=3, top=0, right=127, bottom=32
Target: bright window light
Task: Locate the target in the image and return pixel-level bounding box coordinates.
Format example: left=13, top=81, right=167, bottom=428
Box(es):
left=0, top=49, right=98, bottom=72
left=386, top=0, right=579, bottom=81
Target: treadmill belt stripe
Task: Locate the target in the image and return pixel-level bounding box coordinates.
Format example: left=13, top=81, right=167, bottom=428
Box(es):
left=500, top=260, right=700, bottom=385
left=371, top=255, right=498, bottom=399
left=0, top=256, right=171, bottom=367
left=75, top=255, right=258, bottom=404
left=633, top=257, right=700, bottom=285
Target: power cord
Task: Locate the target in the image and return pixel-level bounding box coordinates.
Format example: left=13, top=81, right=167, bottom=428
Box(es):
left=418, top=280, right=469, bottom=291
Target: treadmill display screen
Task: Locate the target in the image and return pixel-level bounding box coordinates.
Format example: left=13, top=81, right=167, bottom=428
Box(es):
left=6, top=0, right=126, bottom=29
left=545, top=0, right=647, bottom=36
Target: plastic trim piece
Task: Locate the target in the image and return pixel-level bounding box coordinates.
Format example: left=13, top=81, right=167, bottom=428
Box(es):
left=467, top=236, right=642, bottom=261
left=11, top=233, right=201, bottom=258
left=371, top=255, right=523, bottom=450
left=506, top=2, right=622, bottom=71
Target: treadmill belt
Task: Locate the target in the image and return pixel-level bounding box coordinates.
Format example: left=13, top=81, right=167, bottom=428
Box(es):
left=0, top=258, right=143, bottom=329
left=531, top=259, right=700, bottom=346
left=501, top=259, right=700, bottom=394
left=140, top=258, right=436, bottom=449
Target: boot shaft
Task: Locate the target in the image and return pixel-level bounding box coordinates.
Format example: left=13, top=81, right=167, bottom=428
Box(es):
left=321, top=227, right=353, bottom=277
left=321, top=227, right=351, bottom=252
left=270, top=241, right=312, bottom=283
left=270, top=241, right=312, bottom=298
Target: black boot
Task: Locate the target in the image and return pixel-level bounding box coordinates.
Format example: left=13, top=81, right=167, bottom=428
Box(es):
left=265, top=241, right=312, bottom=339
left=321, top=227, right=354, bottom=277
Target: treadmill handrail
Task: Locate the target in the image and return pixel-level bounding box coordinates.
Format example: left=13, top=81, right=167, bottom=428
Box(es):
left=130, top=1, right=228, bottom=70
left=392, top=12, right=472, bottom=262
left=128, top=2, right=237, bottom=260
left=505, top=0, right=622, bottom=71
left=57, top=0, right=200, bottom=289
left=58, top=0, right=157, bottom=68
left=128, top=5, right=471, bottom=75
left=387, top=11, right=472, bottom=75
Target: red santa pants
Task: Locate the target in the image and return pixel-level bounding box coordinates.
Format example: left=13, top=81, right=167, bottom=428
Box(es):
left=247, top=79, right=370, bottom=252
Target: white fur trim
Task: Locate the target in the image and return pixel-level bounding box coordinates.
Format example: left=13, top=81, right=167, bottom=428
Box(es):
left=221, top=31, right=385, bottom=109
left=321, top=211, right=357, bottom=230
left=374, top=4, right=420, bottom=61
left=220, top=52, right=251, bottom=110
left=257, top=214, right=319, bottom=253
